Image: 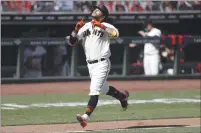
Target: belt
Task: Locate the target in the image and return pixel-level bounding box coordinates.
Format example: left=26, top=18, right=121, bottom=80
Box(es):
left=87, top=58, right=106, bottom=64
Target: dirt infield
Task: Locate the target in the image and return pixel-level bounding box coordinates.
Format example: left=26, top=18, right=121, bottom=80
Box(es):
left=2, top=118, right=200, bottom=133
left=1, top=79, right=200, bottom=96
left=1, top=79, right=200, bottom=132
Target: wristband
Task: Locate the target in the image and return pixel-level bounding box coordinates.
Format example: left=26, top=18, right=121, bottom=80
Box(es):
left=103, top=25, right=106, bottom=30
left=110, top=30, right=117, bottom=37
left=71, top=30, right=77, bottom=37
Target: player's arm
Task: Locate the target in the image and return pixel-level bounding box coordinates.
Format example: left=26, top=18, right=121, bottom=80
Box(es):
left=68, top=30, right=79, bottom=46
left=68, top=19, right=85, bottom=46
left=138, top=31, right=147, bottom=37
left=138, top=29, right=161, bottom=37
left=91, top=20, right=119, bottom=38
left=155, top=29, right=162, bottom=37
left=104, top=27, right=119, bottom=38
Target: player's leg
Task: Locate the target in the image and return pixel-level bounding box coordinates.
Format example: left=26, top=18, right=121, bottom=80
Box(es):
left=76, top=94, right=99, bottom=127
left=79, top=78, right=101, bottom=122
left=77, top=79, right=100, bottom=127
left=100, top=81, right=128, bottom=103
left=143, top=55, right=151, bottom=75
left=150, top=54, right=160, bottom=75
left=100, top=60, right=129, bottom=110
left=106, top=85, right=129, bottom=110
left=76, top=60, right=109, bottom=127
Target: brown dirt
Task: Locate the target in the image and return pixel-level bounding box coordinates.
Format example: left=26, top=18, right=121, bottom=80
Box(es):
left=1, top=80, right=200, bottom=96
left=1, top=79, right=200, bottom=132
left=1, top=118, right=200, bottom=133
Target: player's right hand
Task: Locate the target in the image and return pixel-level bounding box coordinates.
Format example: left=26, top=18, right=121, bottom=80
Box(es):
left=91, top=19, right=105, bottom=29
left=75, top=18, right=85, bottom=32
left=138, top=31, right=146, bottom=37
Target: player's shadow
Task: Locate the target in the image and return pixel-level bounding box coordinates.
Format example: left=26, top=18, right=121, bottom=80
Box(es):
left=85, top=125, right=187, bottom=132
left=126, top=124, right=187, bottom=129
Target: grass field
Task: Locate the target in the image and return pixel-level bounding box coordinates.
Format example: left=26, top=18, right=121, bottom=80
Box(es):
left=1, top=90, right=200, bottom=126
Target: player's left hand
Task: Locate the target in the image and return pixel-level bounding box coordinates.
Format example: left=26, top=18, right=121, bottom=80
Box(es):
left=91, top=19, right=105, bottom=29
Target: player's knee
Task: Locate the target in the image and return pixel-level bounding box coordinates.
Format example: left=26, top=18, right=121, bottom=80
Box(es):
left=89, top=91, right=100, bottom=96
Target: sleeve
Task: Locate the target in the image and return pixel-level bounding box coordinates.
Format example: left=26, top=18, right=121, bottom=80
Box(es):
left=77, top=26, right=84, bottom=40
left=103, top=23, right=119, bottom=38
left=32, top=46, right=47, bottom=56
left=68, top=26, right=84, bottom=46
left=155, top=29, right=161, bottom=37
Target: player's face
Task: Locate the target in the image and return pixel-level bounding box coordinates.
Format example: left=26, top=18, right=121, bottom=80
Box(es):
left=146, top=24, right=152, bottom=31
left=92, top=8, right=103, bottom=17
left=91, top=8, right=104, bottom=21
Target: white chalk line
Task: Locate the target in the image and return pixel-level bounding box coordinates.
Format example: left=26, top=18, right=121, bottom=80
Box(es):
left=0, top=107, right=16, bottom=110
left=1, top=98, right=200, bottom=110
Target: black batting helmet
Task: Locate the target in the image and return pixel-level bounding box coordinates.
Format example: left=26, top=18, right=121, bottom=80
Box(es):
left=93, top=5, right=109, bottom=18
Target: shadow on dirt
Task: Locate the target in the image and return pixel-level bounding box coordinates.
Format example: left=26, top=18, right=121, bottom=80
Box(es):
left=126, top=125, right=187, bottom=129
left=86, top=125, right=188, bottom=132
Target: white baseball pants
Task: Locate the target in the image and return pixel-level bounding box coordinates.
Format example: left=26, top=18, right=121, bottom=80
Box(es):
left=143, top=54, right=160, bottom=75
left=87, top=59, right=111, bottom=95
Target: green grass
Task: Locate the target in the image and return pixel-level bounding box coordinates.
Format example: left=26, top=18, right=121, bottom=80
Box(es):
left=1, top=90, right=200, bottom=126
left=89, top=127, right=201, bottom=133
left=2, top=90, right=200, bottom=104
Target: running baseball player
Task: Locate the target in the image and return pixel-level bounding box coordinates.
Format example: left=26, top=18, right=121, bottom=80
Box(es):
left=138, top=20, right=162, bottom=75
left=68, top=5, right=129, bottom=128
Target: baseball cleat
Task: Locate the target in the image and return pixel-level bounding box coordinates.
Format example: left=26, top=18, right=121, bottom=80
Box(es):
left=76, top=114, right=87, bottom=128
left=120, top=90, right=129, bottom=111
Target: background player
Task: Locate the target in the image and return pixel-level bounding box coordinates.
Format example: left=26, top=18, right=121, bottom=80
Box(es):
left=68, top=5, right=129, bottom=128
left=138, top=20, right=162, bottom=75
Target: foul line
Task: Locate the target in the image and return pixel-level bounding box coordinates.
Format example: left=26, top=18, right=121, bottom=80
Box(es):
left=1, top=98, right=200, bottom=110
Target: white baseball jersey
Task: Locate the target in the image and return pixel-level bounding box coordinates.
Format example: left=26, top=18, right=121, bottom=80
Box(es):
left=144, top=28, right=161, bottom=55
left=77, top=22, right=119, bottom=61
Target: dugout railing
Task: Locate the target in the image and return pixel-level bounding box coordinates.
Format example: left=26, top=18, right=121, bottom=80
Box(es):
left=1, top=36, right=201, bottom=83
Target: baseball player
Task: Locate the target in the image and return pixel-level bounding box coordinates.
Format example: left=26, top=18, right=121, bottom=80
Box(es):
left=68, top=5, right=129, bottom=128
left=138, top=20, right=161, bottom=75
left=24, top=45, right=46, bottom=78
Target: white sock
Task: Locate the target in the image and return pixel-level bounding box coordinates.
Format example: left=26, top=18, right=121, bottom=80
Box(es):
left=82, top=114, right=90, bottom=121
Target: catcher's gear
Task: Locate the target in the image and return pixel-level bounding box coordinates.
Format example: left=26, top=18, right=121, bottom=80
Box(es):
left=75, top=18, right=85, bottom=32
left=91, top=19, right=105, bottom=29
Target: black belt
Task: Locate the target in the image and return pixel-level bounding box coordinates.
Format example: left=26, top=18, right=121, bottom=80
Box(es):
left=87, top=58, right=106, bottom=64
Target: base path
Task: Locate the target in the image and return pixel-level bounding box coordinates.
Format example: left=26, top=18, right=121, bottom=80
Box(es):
left=2, top=118, right=200, bottom=133
left=1, top=80, right=200, bottom=96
